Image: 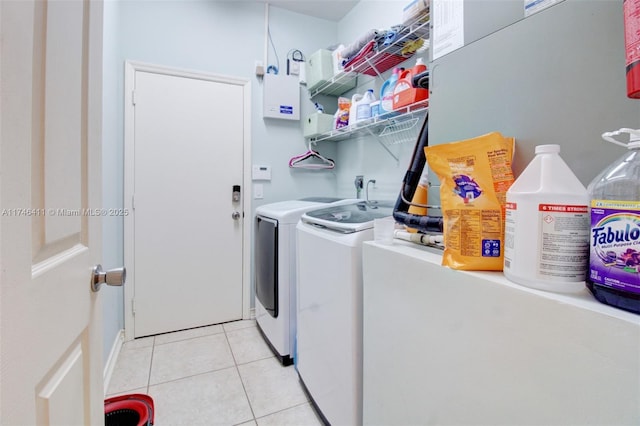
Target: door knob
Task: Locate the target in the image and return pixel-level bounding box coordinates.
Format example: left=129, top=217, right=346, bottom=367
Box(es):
left=91, top=264, right=126, bottom=292
left=231, top=211, right=241, bottom=220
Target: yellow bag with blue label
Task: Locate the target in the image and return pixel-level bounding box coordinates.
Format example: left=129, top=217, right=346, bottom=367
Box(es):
left=425, top=132, right=515, bottom=271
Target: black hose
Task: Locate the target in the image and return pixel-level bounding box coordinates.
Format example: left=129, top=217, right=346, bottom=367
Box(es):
left=392, top=113, right=444, bottom=233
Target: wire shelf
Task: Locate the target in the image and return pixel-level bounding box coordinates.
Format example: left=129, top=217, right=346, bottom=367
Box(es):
left=308, top=101, right=428, bottom=144
left=378, top=117, right=420, bottom=145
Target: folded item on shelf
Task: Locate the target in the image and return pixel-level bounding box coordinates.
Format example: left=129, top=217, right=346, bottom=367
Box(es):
left=343, top=47, right=409, bottom=76
left=382, top=25, right=406, bottom=46
left=341, top=40, right=376, bottom=69
left=339, top=29, right=380, bottom=60
left=401, top=38, right=424, bottom=55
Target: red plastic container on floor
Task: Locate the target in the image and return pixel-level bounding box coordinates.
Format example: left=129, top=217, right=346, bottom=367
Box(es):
left=105, top=393, right=155, bottom=426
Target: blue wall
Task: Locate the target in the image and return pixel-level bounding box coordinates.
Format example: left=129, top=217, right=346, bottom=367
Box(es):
left=101, top=0, right=343, bottom=364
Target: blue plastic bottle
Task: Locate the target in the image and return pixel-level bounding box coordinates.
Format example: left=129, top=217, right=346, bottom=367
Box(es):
left=380, top=68, right=402, bottom=113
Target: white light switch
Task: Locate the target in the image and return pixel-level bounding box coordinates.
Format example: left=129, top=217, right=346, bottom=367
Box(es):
left=254, top=184, right=264, bottom=199
left=252, top=165, right=271, bottom=181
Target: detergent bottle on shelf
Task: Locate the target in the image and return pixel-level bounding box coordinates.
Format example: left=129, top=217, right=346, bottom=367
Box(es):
left=412, top=57, right=427, bottom=76
left=380, top=68, right=402, bottom=113
left=348, top=93, right=364, bottom=127
left=392, top=59, right=429, bottom=110
left=394, top=69, right=414, bottom=95
left=356, top=89, right=376, bottom=123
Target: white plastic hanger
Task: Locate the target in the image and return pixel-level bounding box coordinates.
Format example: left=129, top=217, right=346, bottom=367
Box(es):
left=288, top=143, right=335, bottom=169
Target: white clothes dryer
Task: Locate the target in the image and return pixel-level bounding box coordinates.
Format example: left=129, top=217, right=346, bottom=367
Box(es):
left=295, top=200, right=395, bottom=425
left=254, top=197, right=354, bottom=365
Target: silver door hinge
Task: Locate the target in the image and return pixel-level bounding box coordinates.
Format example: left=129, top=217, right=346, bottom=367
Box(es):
left=132, top=194, right=135, bottom=210
left=131, top=90, right=136, bottom=105
left=131, top=298, right=136, bottom=315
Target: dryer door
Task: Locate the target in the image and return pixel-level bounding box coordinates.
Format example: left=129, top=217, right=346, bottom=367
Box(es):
left=255, top=215, right=278, bottom=317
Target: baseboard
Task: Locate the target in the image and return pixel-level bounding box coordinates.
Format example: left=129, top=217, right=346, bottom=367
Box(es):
left=249, top=307, right=255, bottom=319
left=103, top=329, right=124, bottom=395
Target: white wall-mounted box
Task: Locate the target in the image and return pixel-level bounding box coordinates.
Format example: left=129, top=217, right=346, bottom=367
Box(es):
left=252, top=165, right=271, bottom=181
left=306, top=49, right=357, bottom=95
left=263, top=74, right=300, bottom=120
left=303, top=112, right=334, bottom=139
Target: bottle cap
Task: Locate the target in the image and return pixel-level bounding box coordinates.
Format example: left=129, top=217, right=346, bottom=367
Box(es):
left=535, top=144, right=560, bottom=154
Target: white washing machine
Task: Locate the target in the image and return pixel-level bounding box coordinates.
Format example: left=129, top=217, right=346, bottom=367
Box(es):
left=254, top=197, right=354, bottom=365
left=296, top=200, right=395, bottom=425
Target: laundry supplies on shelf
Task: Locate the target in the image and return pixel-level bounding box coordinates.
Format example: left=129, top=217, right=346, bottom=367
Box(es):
left=392, top=58, right=429, bottom=110
left=349, top=89, right=377, bottom=125
left=333, top=96, right=352, bottom=130
left=307, top=18, right=430, bottom=98
left=381, top=67, right=402, bottom=113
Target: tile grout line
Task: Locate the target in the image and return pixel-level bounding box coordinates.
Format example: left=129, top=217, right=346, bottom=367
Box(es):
left=253, top=400, right=315, bottom=423
left=144, top=365, right=239, bottom=389
left=146, top=336, right=156, bottom=393
left=224, top=325, right=258, bottom=424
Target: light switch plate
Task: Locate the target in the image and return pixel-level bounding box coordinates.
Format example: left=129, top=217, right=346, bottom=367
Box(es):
left=254, top=184, right=264, bottom=199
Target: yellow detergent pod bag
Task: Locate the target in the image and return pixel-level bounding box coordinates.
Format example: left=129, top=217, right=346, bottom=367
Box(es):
left=425, top=132, right=515, bottom=270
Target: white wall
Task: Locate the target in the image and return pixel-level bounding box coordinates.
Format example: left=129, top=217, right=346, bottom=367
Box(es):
left=101, top=0, right=340, bottom=361
left=102, top=0, right=124, bottom=365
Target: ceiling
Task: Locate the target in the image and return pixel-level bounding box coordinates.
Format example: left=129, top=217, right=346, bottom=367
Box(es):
left=261, top=0, right=360, bottom=22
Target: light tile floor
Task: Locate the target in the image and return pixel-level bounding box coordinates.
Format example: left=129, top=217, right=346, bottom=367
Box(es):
left=107, top=319, right=324, bottom=426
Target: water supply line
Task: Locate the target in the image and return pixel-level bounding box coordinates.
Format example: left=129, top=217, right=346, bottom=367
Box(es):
left=366, top=179, right=376, bottom=202
left=392, top=113, right=444, bottom=233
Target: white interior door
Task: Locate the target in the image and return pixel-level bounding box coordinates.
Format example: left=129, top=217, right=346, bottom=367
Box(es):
left=0, top=0, right=105, bottom=425
left=126, top=67, right=247, bottom=338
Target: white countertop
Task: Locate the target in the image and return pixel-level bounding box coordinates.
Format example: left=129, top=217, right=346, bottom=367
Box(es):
left=362, top=239, right=640, bottom=425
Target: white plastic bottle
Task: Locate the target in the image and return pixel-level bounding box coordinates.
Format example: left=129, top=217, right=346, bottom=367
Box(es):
left=587, top=128, right=640, bottom=314
left=348, top=93, right=363, bottom=127
left=356, top=89, right=376, bottom=123
left=503, top=144, right=590, bottom=292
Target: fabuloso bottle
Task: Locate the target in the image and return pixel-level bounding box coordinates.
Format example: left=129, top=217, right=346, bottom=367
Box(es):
left=587, top=128, right=640, bottom=314
left=504, top=144, right=590, bottom=292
